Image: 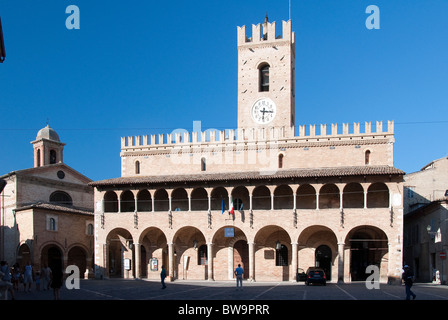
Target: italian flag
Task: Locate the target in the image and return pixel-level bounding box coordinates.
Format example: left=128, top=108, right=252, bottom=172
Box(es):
left=229, top=196, right=234, bottom=215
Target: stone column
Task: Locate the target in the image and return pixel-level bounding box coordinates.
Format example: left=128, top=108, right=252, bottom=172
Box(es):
left=291, top=242, right=298, bottom=282
left=207, top=243, right=214, bottom=281
left=248, top=242, right=255, bottom=281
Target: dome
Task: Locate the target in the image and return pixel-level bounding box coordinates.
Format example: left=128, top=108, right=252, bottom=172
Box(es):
left=36, top=124, right=60, bottom=142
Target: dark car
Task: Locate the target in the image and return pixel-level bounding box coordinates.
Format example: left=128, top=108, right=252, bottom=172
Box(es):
left=305, top=267, right=326, bottom=286
left=296, top=268, right=307, bottom=282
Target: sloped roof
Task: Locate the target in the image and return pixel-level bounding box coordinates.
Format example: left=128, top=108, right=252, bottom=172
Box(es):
left=90, top=165, right=404, bottom=187
left=14, top=201, right=93, bottom=216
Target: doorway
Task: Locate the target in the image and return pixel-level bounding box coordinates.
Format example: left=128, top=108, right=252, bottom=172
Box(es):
left=315, top=245, right=332, bottom=281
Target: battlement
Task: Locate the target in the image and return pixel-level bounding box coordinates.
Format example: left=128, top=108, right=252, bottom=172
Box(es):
left=237, top=19, right=294, bottom=46
left=121, top=121, right=394, bottom=149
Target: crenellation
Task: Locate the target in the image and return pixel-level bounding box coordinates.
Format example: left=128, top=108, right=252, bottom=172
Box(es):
left=237, top=20, right=293, bottom=46
left=121, top=121, right=395, bottom=150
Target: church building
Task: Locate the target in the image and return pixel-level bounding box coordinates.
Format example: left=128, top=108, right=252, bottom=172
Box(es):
left=90, top=17, right=405, bottom=283
left=0, top=125, right=95, bottom=276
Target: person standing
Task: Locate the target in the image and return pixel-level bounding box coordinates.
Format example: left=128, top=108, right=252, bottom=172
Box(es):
left=402, top=265, right=416, bottom=300
left=23, top=261, right=33, bottom=292
left=160, top=265, right=167, bottom=289
left=234, top=264, right=244, bottom=290
left=0, top=261, right=15, bottom=300
left=41, top=264, right=52, bottom=290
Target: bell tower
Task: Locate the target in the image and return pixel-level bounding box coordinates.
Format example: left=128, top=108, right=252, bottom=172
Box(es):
left=31, top=124, right=65, bottom=167
left=237, top=16, right=295, bottom=131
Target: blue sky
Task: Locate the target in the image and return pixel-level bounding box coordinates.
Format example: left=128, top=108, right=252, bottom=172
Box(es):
left=0, top=0, right=447, bottom=181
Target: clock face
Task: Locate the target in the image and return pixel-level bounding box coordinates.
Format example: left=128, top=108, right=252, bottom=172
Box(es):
left=251, top=98, right=277, bottom=124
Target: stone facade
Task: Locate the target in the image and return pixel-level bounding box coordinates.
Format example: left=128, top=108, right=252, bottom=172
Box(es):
left=0, top=125, right=94, bottom=275
left=403, top=156, right=448, bottom=283
left=91, top=17, right=405, bottom=284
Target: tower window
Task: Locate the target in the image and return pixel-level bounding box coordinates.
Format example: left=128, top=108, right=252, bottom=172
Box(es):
left=201, top=157, right=206, bottom=172
left=50, top=150, right=57, bottom=164
left=135, top=161, right=140, bottom=174
left=259, top=64, right=270, bottom=92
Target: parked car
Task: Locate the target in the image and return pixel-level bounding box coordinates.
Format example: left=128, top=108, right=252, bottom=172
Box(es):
left=305, top=267, right=326, bottom=286
left=297, top=268, right=307, bottom=282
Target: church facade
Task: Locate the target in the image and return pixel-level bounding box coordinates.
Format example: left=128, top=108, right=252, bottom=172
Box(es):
left=0, top=125, right=94, bottom=275
left=91, top=18, right=405, bottom=283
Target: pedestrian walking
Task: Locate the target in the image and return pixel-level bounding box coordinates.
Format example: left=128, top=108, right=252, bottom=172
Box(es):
left=234, top=264, right=244, bottom=290
left=51, top=266, right=63, bottom=300
left=402, top=265, right=416, bottom=300
left=23, top=261, right=33, bottom=292
left=41, top=264, right=52, bottom=290
left=160, top=265, right=167, bottom=289
left=0, top=261, right=15, bottom=300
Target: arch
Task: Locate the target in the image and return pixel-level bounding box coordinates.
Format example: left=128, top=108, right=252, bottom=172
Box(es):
left=104, top=191, right=118, bottom=212
left=17, top=243, right=32, bottom=267
left=40, top=243, right=63, bottom=272
left=36, top=149, right=41, bottom=167
left=49, top=191, right=73, bottom=206
left=367, top=183, right=389, bottom=208
left=154, top=189, right=169, bottom=212
left=210, top=187, right=228, bottom=211
left=50, top=149, right=57, bottom=164
left=365, top=150, right=371, bottom=165
left=191, top=187, right=208, bottom=211
left=345, top=226, right=389, bottom=281
left=212, top=226, right=248, bottom=281
left=297, top=225, right=338, bottom=281
left=259, top=62, right=270, bottom=92
left=67, top=246, right=87, bottom=274
left=274, top=185, right=293, bottom=209
left=173, top=226, right=207, bottom=280
left=106, top=228, right=134, bottom=278
left=231, top=186, right=249, bottom=211
left=137, top=189, right=152, bottom=212
left=343, top=183, right=364, bottom=208
left=278, top=153, right=284, bottom=169
left=254, top=225, right=292, bottom=281
left=296, top=184, right=316, bottom=209
left=171, top=188, right=188, bottom=212
left=138, top=227, right=168, bottom=280
left=252, top=185, right=270, bottom=210
left=319, top=184, right=340, bottom=209
left=120, top=190, right=135, bottom=212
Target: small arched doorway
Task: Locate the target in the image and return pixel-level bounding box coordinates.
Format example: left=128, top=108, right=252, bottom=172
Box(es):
left=315, top=245, right=332, bottom=281
left=41, top=245, right=63, bottom=272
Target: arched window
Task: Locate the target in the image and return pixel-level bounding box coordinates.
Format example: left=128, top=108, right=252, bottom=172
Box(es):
left=259, top=63, right=270, bottom=92
left=49, top=191, right=73, bottom=206
left=87, top=223, right=94, bottom=235
left=198, top=245, right=208, bottom=265
left=365, top=150, right=371, bottom=165
left=50, top=150, right=57, bottom=164
left=278, top=154, right=284, bottom=169
left=201, top=157, right=206, bottom=171
left=49, top=218, right=56, bottom=231
left=135, top=161, right=140, bottom=174
left=275, top=244, right=288, bottom=266
left=36, top=149, right=41, bottom=167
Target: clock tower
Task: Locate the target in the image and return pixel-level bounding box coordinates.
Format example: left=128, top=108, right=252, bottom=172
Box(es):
left=237, top=16, right=295, bottom=131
